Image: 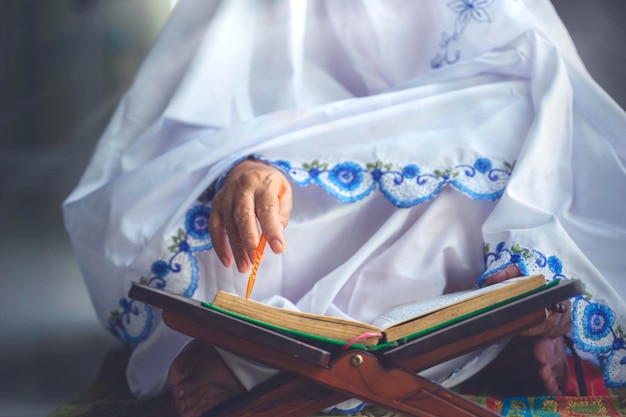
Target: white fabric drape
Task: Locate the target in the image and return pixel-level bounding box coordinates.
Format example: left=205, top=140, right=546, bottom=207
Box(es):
left=64, top=0, right=626, bottom=403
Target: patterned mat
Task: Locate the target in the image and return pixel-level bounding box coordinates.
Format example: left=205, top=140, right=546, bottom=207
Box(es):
left=50, top=347, right=626, bottom=417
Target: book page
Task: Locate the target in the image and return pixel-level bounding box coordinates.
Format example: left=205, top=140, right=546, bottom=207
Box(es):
left=209, top=290, right=383, bottom=345
left=372, top=277, right=532, bottom=330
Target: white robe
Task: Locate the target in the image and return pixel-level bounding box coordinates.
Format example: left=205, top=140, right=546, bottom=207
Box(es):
left=63, top=0, right=626, bottom=408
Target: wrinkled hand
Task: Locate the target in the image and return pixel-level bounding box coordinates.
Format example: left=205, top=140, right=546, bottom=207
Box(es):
left=209, top=158, right=292, bottom=273
left=483, top=264, right=572, bottom=339
left=520, top=300, right=572, bottom=338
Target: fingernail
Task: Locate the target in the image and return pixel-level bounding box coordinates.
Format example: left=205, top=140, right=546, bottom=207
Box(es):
left=271, top=239, right=283, bottom=251
left=178, top=389, right=185, bottom=397
left=219, top=256, right=230, bottom=267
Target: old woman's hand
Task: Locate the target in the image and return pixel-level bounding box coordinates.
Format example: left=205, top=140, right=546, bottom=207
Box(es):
left=209, top=158, right=292, bottom=273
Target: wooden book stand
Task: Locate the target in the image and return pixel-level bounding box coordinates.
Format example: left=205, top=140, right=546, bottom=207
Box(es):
left=129, top=279, right=582, bottom=417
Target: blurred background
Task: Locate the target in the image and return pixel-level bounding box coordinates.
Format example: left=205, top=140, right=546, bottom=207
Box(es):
left=1, top=1, right=173, bottom=415
left=0, top=1, right=624, bottom=416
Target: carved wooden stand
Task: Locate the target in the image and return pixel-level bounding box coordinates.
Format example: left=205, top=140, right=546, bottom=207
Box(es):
left=130, top=279, right=582, bottom=417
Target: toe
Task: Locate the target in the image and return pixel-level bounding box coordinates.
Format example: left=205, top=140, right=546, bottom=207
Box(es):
left=546, top=378, right=561, bottom=396
left=172, top=392, right=187, bottom=415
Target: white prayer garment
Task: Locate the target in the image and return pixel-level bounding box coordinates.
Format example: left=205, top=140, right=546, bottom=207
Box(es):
left=63, top=0, right=626, bottom=412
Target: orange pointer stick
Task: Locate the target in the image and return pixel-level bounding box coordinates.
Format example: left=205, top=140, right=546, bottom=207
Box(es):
left=245, top=235, right=266, bottom=300
left=245, top=186, right=285, bottom=300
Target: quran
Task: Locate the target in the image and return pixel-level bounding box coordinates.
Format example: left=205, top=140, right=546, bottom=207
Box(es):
left=129, top=276, right=582, bottom=417
left=204, top=274, right=552, bottom=348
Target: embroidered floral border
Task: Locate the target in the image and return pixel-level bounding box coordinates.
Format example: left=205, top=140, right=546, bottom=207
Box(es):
left=107, top=155, right=626, bottom=388
left=272, top=157, right=514, bottom=206
left=482, top=241, right=626, bottom=387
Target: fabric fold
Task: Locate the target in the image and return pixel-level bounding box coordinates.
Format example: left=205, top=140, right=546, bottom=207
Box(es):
left=64, top=0, right=626, bottom=400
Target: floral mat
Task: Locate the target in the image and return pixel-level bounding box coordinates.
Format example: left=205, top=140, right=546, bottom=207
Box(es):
left=50, top=347, right=626, bottom=417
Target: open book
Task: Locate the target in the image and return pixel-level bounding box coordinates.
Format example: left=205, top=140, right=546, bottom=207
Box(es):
left=203, top=274, right=553, bottom=348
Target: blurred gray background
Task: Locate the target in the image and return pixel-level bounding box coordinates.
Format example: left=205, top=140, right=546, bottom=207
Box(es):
left=0, top=1, right=625, bottom=416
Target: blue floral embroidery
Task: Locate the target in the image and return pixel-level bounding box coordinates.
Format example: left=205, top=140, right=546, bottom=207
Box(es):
left=108, top=298, right=153, bottom=349
left=402, top=164, right=420, bottom=179
left=572, top=297, right=626, bottom=387
left=482, top=241, right=626, bottom=388
left=275, top=158, right=513, bottom=207
left=473, top=157, right=492, bottom=173
left=106, top=154, right=626, bottom=389
left=185, top=206, right=211, bottom=240
left=580, top=302, right=614, bottom=343
left=151, top=260, right=169, bottom=278
left=108, top=156, right=510, bottom=347
left=479, top=242, right=567, bottom=285
left=431, top=0, right=496, bottom=69
left=107, top=186, right=216, bottom=347
left=329, top=162, right=364, bottom=191
left=547, top=256, right=563, bottom=274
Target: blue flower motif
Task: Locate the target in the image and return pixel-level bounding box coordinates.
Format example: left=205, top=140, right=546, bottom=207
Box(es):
left=447, top=0, right=493, bottom=35
left=329, top=162, right=363, bottom=191
left=108, top=299, right=153, bottom=349
left=151, top=260, right=169, bottom=278
left=309, top=167, right=320, bottom=178
left=473, top=157, right=492, bottom=174
left=547, top=256, right=563, bottom=274
left=402, top=164, right=420, bottom=179
left=185, top=206, right=211, bottom=240
left=275, top=160, right=291, bottom=170
left=584, top=303, right=614, bottom=341
left=433, top=0, right=494, bottom=69
left=372, top=168, right=383, bottom=181
left=534, top=251, right=547, bottom=268
left=179, top=240, right=190, bottom=252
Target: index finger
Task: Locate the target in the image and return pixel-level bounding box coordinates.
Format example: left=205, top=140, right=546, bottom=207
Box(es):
left=255, top=182, right=290, bottom=256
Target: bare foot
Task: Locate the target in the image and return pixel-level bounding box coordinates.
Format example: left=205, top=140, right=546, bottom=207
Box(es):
left=468, top=265, right=571, bottom=396
left=168, top=340, right=246, bottom=417
left=534, top=335, right=570, bottom=395
left=467, top=334, right=570, bottom=397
